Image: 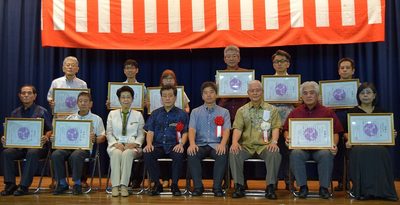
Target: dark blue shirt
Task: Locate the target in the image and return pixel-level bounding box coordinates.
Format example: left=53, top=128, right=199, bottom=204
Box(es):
left=11, top=103, right=53, bottom=133
left=144, top=106, right=188, bottom=153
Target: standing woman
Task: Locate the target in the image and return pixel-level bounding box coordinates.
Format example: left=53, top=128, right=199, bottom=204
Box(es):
left=107, top=86, right=145, bottom=197
left=346, top=83, right=398, bottom=201
left=160, top=69, right=190, bottom=113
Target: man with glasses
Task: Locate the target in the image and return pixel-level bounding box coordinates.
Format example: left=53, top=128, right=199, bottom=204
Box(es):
left=1, top=85, right=52, bottom=196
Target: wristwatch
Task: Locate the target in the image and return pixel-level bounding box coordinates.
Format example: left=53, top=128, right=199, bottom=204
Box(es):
left=271, top=140, right=278, bottom=144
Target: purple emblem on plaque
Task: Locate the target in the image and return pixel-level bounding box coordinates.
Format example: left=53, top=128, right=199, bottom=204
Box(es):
left=66, top=128, right=79, bottom=141
left=229, top=78, right=242, bottom=90
left=333, top=89, right=346, bottom=101
left=363, top=123, right=378, bottom=137
left=18, top=127, right=30, bottom=140
left=65, top=96, right=77, bottom=108
left=275, top=83, right=288, bottom=96
left=304, top=127, right=318, bottom=141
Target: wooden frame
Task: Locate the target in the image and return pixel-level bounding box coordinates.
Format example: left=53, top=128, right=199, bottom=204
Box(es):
left=289, top=118, right=334, bottom=149
left=319, top=79, right=359, bottom=109
left=262, top=74, right=301, bottom=103
left=107, top=82, right=145, bottom=110
left=147, top=86, right=185, bottom=114
left=53, top=119, right=93, bottom=150
left=53, top=88, right=91, bottom=115
left=4, top=118, right=44, bottom=148
left=216, top=70, right=255, bottom=98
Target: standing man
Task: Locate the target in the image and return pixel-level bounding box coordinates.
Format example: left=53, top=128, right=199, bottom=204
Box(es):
left=270, top=50, right=297, bottom=190
left=143, top=85, right=189, bottom=196
left=51, top=92, right=106, bottom=195
left=47, top=56, right=87, bottom=108
left=283, top=81, right=343, bottom=199
left=187, top=82, right=231, bottom=197
left=230, top=80, right=282, bottom=200
left=333, top=57, right=356, bottom=191
left=1, top=85, right=52, bottom=196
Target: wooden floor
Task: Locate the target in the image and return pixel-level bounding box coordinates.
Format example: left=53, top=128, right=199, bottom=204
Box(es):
left=1, top=177, right=399, bottom=205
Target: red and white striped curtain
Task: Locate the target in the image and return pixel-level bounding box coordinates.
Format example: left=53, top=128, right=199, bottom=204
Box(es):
left=41, top=0, right=385, bottom=50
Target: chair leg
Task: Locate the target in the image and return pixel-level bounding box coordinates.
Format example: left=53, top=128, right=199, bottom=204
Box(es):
left=34, top=150, right=52, bottom=194
left=84, top=155, right=99, bottom=194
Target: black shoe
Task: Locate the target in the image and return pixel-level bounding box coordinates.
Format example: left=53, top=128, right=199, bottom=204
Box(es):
left=334, top=182, right=343, bottom=191
left=13, top=185, right=29, bottom=196
left=72, top=184, right=83, bottom=195
left=191, top=187, right=204, bottom=196
left=170, top=184, right=181, bottom=196
left=297, top=185, right=308, bottom=198
left=148, top=183, right=163, bottom=196
left=232, top=183, right=245, bottom=198
left=285, top=182, right=297, bottom=191
left=1, top=183, right=18, bottom=196
left=213, top=188, right=224, bottom=197
left=319, top=187, right=330, bottom=199
left=53, top=184, right=69, bottom=195
left=265, top=184, right=277, bottom=200
left=131, top=179, right=142, bottom=189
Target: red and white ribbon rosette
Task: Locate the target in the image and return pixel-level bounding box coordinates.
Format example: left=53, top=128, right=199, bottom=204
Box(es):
left=214, top=116, right=224, bottom=138
left=176, top=121, right=184, bottom=143
left=260, top=121, right=271, bottom=142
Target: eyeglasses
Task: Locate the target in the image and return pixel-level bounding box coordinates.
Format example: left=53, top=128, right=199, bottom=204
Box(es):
left=273, top=59, right=288, bottom=64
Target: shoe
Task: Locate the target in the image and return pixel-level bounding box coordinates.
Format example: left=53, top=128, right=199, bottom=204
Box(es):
left=81, top=181, right=88, bottom=189
left=148, top=183, right=163, bottom=196
left=120, top=185, right=129, bottom=197
left=191, top=187, right=204, bottom=196
left=297, top=185, right=308, bottom=198
left=285, top=182, right=297, bottom=191
left=1, top=183, right=18, bottom=196
left=334, top=182, right=343, bottom=191
left=111, top=186, right=119, bottom=197
left=265, top=184, right=277, bottom=200
left=212, top=188, right=224, bottom=197
left=170, top=184, right=181, bottom=196
left=131, top=179, right=142, bottom=189
left=13, top=185, right=29, bottom=196
left=232, top=183, right=245, bottom=198
left=72, top=184, right=82, bottom=195
left=53, top=184, right=69, bottom=195
left=319, top=187, right=330, bottom=199
left=162, top=180, right=170, bottom=188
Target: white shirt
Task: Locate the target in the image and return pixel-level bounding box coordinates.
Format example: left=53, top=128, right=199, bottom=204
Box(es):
left=47, top=76, right=87, bottom=101
left=66, top=111, right=105, bottom=137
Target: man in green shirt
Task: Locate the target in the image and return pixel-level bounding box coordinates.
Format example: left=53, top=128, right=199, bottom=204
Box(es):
left=229, top=80, right=282, bottom=200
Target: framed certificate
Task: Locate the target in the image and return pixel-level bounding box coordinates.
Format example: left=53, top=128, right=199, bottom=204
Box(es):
left=147, top=86, right=184, bottom=114
left=53, top=119, right=92, bottom=150
left=320, top=79, right=359, bottom=108
left=262, top=75, right=301, bottom=103
left=216, top=70, right=255, bottom=98
left=348, top=113, right=395, bottom=145
left=4, top=118, right=44, bottom=148
left=289, top=118, right=334, bottom=149
left=107, top=82, right=145, bottom=110
left=53, top=88, right=91, bottom=115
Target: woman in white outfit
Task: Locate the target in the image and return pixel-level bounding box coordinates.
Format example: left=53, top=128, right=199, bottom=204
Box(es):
left=107, top=86, right=145, bottom=197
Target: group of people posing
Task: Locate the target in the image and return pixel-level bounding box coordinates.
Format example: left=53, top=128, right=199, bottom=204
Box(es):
left=1, top=46, right=398, bottom=201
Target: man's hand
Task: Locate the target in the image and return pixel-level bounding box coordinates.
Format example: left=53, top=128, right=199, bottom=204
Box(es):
left=187, top=144, right=199, bottom=156
left=48, top=100, right=55, bottom=109
left=285, top=137, right=291, bottom=147
left=216, top=144, right=226, bottom=155
left=143, top=144, right=154, bottom=153
left=173, top=143, right=184, bottom=153
left=1, top=136, right=5, bottom=145
left=330, top=145, right=338, bottom=155
left=229, top=142, right=241, bottom=154
left=90, top=133, right=96, bottom=143
left=40, top=135, right=49, bottom=145
left=114, top=143, right=125, bottom=151
left=267, top=143, right=279, bottom=152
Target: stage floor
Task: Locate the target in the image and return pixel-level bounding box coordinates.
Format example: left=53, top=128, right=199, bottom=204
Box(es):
left=0, top=177, right=399, bottom=205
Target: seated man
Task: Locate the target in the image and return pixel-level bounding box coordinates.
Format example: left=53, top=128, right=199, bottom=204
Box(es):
left=1, top=85, right=52, bottom=196
left=51, top=92, right=106, bottom=195
left=230, top=80, right=282, bottom=200
left=283, top=81, right=343, bottom=199
left=187, top=82, right=231, bottom=197
left=143, top=85, right=189, bottom=196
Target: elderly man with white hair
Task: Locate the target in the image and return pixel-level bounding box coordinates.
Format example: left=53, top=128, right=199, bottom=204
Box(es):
left=229, top=80, right=282, bottom=200
left=283, top=81, right=343, bottom=199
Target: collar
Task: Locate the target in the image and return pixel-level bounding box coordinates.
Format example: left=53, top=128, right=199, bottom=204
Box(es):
left=124, top=79, right=138, bottom=83
left=203, top=103, right=216, bottom=111
left=63, top=75, right=76, bottom=82
left=274, top=72, right=289, bottom=76
left=78, top=110, right=92, bottom=118
left=21, top=103, right=36, bottom=111
left=302, top=102, right=321, bottom=111
left=250, top=101, right=264, bottom=109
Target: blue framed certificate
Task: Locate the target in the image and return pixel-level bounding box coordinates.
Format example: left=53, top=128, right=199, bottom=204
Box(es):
left=53, top=119, right=92, bottom=150
left=289, top=118, right=334, bottom=149
left=320, top=79, right=359, bottom=109
left=216, top=70, right=255, bottom=98
left=4, top=118, right=44, bottom=148
left=348, top=113, right=395, bottom=145
left=147, top=86, right=184, bottom=114
left=262, top=75, right=301, bottom=103
left=107, top=82, right=145, bottom=110
left=53, top=88, right=91, bottom=115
